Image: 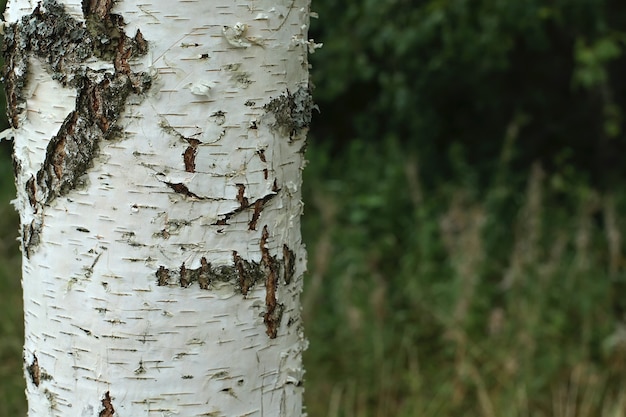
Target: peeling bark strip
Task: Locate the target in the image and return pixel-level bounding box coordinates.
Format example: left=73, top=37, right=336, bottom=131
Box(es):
left=3, top=0, right=151, bottom=256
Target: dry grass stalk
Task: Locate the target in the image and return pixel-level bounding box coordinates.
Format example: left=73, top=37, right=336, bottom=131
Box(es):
left=500, top=162, right=544, bottom=290
left=603, top=194, right=622, bottom=278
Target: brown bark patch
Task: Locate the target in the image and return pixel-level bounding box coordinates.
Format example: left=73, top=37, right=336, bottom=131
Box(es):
left=236, top=184, right=249, bottom=209
left=82, top=0, right=113, bottom=18
left=233, top=251, right=263, bottom=296
left=156, top=266, right=170, bottom=286
left=182, top=138, right=201, bottom=173
left=261, top=226, right=282, bottom=338
left=283, top=244, right=296, bottom=284
left=27, top=355, right=41, bottom=387
left=183, top=146, right=197, bottom=173
left=179, top=263, right=191, bottom=287
left=198, top=257, right=211, bottom=290
left=99, top=391, right=115, bottom=417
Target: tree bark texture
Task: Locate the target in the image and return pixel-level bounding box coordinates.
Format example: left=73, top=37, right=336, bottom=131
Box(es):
left=3, top=0, right=312, bottom=415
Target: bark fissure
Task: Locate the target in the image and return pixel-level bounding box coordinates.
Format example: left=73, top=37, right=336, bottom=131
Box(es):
left=261, top=225, right=282, bottom=339
left=156, top=254, right=266, bottom=296
left=155, top=228, right=287, bottom=339
left=212, top=189, right=279, bottom=229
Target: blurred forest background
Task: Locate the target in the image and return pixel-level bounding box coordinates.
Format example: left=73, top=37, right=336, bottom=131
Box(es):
left=3, top=0, right=626, bottom=416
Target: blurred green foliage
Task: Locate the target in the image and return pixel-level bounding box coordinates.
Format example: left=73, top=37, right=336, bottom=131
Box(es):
left=309, top=0, right=626, bottom=188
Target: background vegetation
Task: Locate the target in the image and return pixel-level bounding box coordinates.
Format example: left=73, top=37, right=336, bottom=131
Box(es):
left=2, top=0, right=626, bottom=415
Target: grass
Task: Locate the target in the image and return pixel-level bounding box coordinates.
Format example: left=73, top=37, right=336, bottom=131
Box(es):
left=301, top=138, right=626, bottom=417
left=1, top=136, right=626, bottom=416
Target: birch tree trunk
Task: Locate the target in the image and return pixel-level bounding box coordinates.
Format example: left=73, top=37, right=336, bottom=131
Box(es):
left=3, top=0, right=312, bottom=415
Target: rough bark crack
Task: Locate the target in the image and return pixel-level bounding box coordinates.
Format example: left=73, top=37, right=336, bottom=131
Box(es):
left=212, top=186, right=279, bottom=230
left=155, top=228, right=294, bottom=339
left=3, top=0, right=151, bottom=256
left=156, top=255, right=264, bottom=296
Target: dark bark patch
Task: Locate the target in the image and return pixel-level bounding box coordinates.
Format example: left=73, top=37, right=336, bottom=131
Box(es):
left=261, top=226, right=282, bottom=339
left=156, top=266, right=170, bottom=286
left=155, top=255, right=264, bottom=295
left=160, top=119, right=202, bottom=173
left=27, top=355, right=41, bottom=387
left=282, top=244, right=295, bottom=284
left=99, top=391, right=115, bottom=417
left=3, top=0, right=152, bottom=256
left=26, top=176, right=37, bottom=210
left=183, top=145, right=197, bottom=173
left=233, top=251, right=263, bottom=297
left=248, top=199, right=264, bottom=231
left=22, top=220, right=42, bottom=259
left=27, top=354, right=53, bottom=387
left=236, top=184, right=249, bottom=209
left=264, top=86, right=316, bottom=139
left=198, top=257, right=211, bottom=289
left=179, top=263, right=191, bottom=287
left=82, top=0, right=114, bottom=18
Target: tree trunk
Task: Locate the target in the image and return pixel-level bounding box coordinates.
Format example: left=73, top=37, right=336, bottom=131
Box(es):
left=3, top=0, right=312, bottom=415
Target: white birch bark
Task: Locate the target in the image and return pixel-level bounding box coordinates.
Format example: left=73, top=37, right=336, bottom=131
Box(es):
left=3, top=0, right=312, bottom=415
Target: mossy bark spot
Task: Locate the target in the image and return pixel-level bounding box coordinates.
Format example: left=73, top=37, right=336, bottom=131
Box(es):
left=264, top=86, right=315, bottom=139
